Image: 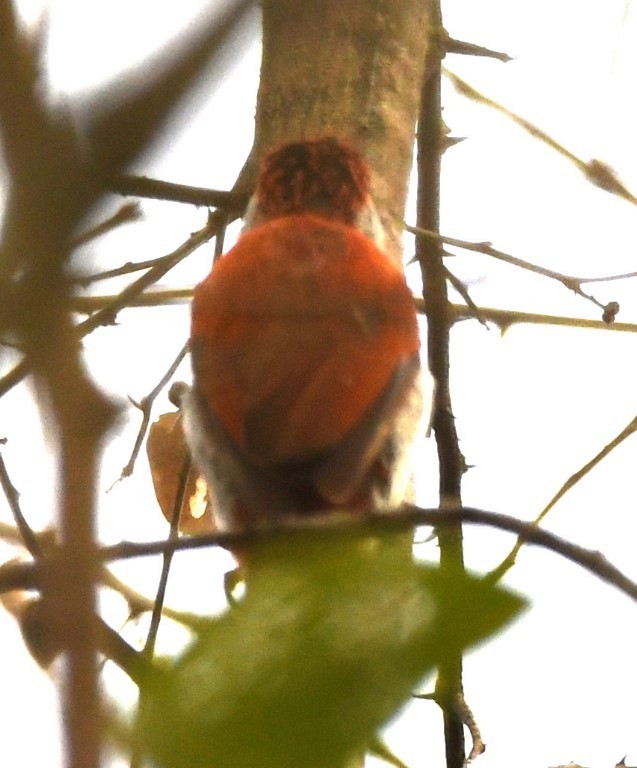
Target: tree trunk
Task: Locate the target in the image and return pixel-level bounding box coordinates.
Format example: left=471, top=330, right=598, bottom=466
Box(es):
left=244, top=0, right=434, bottom=265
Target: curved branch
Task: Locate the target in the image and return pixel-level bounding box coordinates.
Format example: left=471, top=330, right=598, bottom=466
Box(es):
left=98, top=507, right=637, bottom=604
left=5, top=506, right=637, bottom=604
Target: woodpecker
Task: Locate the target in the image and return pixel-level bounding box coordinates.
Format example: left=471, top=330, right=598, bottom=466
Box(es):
left=179, top=137, right=423, bottom=532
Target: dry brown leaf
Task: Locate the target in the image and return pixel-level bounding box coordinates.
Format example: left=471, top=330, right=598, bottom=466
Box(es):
left=146, top=411, right=217, bottom=535
left=1, top=581, right=61, bottom=668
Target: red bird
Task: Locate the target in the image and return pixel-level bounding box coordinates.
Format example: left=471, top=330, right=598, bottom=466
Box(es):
left=180, top=137, right=422, bottom=531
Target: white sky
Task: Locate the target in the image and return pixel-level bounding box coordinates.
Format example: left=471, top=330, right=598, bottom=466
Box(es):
left=1, top=1, right=637, bottom=767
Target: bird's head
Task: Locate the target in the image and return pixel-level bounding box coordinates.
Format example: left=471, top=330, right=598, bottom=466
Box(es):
left=249, top=137, right=371, bottom=225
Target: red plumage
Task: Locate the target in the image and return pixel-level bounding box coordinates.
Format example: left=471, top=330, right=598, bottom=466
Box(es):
left=182, top=138, right=422, bottom=531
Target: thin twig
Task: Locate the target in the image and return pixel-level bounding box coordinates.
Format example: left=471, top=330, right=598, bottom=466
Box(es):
left=407, top=224, right=619, bottom=320
left=99, top=566, right=203, bottom=628
left=143, top=455, right=188, bottom=658
left=443, top=267, right=489, bottom=329
left=0, top=514, right=204, bottom=628
left=77, top=254, right=189, bottom=286
left=0, top=449, right=42, bottom=557
left=0, top=212, right=222, bottom=400
left=97, top=619, right=152, bottom=687
left=74, top=213, right=220, bottom=338
left=213, top=209, right=230, bottom=264
left=117, top=342, right=189, bottom=482
left=72, top=202, right=143, bottom=248
left=489, top=411, right=637, bottom=583
left=434, top=301, right=637, bottom=333
left=69, top=289, right=193, bottom=312
left=444, top=68, right=637, bottom=206
left=65, top=290, right=637, bottom=332
left=80, top=178, right=241, bottom=286
left=579, top=270, right=637, bottom=284
left=112, top=174, right=249, bottom=211
left=129, top=456, right=188, bottom=768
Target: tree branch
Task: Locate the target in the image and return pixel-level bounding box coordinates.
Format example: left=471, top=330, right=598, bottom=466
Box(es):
left=489, top=410, right=637, bottom=582
left=0, top=212, right=221, bottom=400
left=111, top=175, right=249, bottom=210
left=407, top=224, right=621, bottom=322
left=444, top=68, right=637, bottom=206
left=72, top=202, right=143, bottom=247
left=416, top=16, right=471, bottom=767
left=94, top=507, right=637, bottom=606
left=5, top=504, right=637, bottom=606
left=116, top=342, right=189, bottom=483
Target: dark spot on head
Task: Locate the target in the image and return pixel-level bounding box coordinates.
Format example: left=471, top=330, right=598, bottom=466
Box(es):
left=256, top=137, right=371, bottom=223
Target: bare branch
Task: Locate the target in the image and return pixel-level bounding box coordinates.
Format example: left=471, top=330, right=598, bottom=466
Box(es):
left=443, top=267, right=490, bottom=329
left=71, top=290, right=193, bottom=310
left=99, top=567, right=203, bottom=628
left=0, top=4, right=257, bottom=764
left=65, top=291, right=637, bottom=333
left=78, top=259, right=192, bottom=286
left=489, top=411, right=637, bottom=582
left=407, top=224, right=620, bottom=321
left=0, top=212, right=221, bottom=400
left=444, top=69, right=637, bottom=205
left=90, top=506, right=637, bottom=606
left=112, top=175, right=249, bottom=211
left=435, top=301, right=637, bottom=334
left=579, top=270, right=637, bottom=285
left=128, top=458, right=189, bottom=767
left=416, top=18, right=468, bottom=767
left=0, top=449, right=42, bottom=558
left=72, top=202, right=143, bottom=248
left=117, top=343, right=189, bottom=482
left=143, top=456, right=188, bottom=658
left=6, top=505, right=637, bottom=607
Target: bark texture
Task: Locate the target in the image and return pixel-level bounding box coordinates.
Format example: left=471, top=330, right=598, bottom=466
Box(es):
left=245, top=0, right=434, bottom=264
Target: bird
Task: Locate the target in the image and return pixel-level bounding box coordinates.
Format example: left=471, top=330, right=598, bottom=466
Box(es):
left=177, top=137, right=423, bottom=533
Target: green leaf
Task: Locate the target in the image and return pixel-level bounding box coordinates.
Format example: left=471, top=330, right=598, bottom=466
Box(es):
left=136, top=529, right=525, bottom=768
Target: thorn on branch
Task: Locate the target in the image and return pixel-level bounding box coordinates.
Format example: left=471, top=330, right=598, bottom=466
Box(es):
left=444, top=267, right=490, bottom=329
left=443, top=33, right=513, bottom=63
left=442, top=135, right=467, bottom=152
